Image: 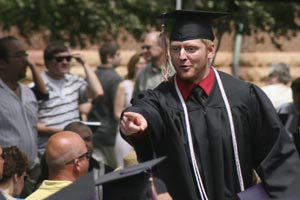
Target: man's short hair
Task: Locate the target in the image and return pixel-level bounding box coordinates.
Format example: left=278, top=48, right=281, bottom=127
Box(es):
left=44, top=41, right=69, bottom=68
left=0, top=36, right=18, bottom=61
left=269, top=62, right=291, bottom=84
left=98, top=41, right=119, bottom=65
left=64, top=121, right=92, bottom=134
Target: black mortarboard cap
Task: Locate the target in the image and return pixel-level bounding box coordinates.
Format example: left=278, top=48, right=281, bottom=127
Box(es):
left=46, top=171, right=95, bottom=200
left=95, top=156, right=167, bottom=200
left=158, top=10, right=227, bottom=41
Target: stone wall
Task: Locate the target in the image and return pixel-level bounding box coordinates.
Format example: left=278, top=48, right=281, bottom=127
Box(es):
left=25, top=50, right=300, bottom=87
left=22, top=30, right=300, bottom=86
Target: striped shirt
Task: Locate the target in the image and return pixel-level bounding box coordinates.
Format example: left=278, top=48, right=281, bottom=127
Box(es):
left=0, top=79, right=39, bottom=169
left=38, top=72, right=87, bottom=150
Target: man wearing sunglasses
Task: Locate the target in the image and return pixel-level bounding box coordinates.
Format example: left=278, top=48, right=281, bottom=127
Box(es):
left=36, top=41, right=103, bottom=156
left=26, top=131, right=90, bottom=200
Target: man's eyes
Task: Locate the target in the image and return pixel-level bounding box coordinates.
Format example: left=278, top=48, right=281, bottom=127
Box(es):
left=185, top=47, right=197, bottom=53
left=170, top=46, right=180, bottom=52
left=170, top=46, right=197, bottom=53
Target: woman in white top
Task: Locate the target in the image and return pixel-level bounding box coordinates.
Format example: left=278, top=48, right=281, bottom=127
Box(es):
left=114, top=53, right=146, bottom=167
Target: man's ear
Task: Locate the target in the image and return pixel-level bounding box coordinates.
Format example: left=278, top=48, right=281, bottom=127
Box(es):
left=73, top=159, right=84, bottom=177
left=106, top=54, right=113, bottom=63
left=73, top=159, right=82, bottom=171
left=207, top=43, right=215, bottom=59
left=13, top=173, right=19, bottom=183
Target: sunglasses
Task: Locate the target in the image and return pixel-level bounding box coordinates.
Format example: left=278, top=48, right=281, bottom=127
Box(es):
left=53, top=56, right=72, bottom=63
left=65, top=151, right=91, bottom=165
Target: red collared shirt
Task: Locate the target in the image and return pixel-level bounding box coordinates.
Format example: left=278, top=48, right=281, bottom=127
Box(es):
left=176, top=67, right=215, bottom=101
left=128, top=67, right=215, bottom=138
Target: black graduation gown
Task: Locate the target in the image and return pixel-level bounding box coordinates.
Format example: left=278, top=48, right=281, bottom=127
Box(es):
left=123, top=71, right=300, bottom=200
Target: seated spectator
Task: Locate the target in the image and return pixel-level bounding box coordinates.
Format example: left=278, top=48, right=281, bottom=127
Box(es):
left=0, top=146, right=29, bottom=200
left=261, top=62, right=292, bottom=109
left=25, top=131, right=89, bottom=200
left=64, top=121, right=113, bottom=200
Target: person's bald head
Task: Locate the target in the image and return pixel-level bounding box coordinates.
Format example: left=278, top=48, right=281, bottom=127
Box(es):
left=45, top=131, right=89, bottom=179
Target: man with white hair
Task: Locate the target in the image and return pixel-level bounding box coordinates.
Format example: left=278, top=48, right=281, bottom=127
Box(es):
left=262, top=62, right=292, bottom=109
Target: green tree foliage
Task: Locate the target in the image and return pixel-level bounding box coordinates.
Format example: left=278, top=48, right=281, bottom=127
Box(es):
left=0, top=0, right=299, bottom=48
left=0, top=0, right=174, bottom=46
left=227, top=1, right=300, bottom=50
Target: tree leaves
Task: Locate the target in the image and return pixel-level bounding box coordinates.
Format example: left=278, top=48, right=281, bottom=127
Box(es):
left=0, top=0, right=299, bottom=48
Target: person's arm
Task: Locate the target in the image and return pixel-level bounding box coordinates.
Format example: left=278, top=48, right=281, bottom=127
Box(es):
left=73, top=53, right=104, bottom=99
left=114, top=82, right=126, bottom=121
left=79, top=98, right=93, bottom=121
left=120, top=112, right=148, bottom=136
left=27, top=59, right=49, bottom=100
left=37, top=122, right=62, bottom=136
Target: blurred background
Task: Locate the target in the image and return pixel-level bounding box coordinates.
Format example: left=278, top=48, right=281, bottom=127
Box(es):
left=0, top=0, right=299, bottom=86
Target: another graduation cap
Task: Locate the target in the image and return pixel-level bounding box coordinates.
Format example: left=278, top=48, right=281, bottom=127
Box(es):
left=95, top=156, right=168, bottom=200
left=46, top=171, right=95, bottom=200
left=158, top=10, right=227, bottom=41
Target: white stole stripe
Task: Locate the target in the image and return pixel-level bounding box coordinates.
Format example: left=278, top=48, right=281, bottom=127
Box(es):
left=213, top=68, right=244, bottom=191
left=175, top=77, right=208, bottom=200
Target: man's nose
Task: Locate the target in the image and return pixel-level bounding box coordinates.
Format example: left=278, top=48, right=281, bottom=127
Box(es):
left=62, top=58, right=69, bottom=63
left=179, top=49, right=187, bottom=60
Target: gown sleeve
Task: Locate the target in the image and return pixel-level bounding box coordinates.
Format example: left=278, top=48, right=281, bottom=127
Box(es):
left=250, top=84, right=300, bottom=199
left=121, top=89, right=167, bottom=161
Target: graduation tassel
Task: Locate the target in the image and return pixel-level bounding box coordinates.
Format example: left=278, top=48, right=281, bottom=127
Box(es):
left=160, top=17, right=174, bottom=81
left=160, top=19, right=168, bottom=81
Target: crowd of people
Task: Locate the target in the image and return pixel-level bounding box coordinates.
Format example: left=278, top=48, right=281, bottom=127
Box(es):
left=0, top=9, right=300, bottom=200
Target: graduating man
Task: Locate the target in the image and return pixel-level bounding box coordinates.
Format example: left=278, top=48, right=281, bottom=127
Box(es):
left=120, top=10, right=300, bottom=200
